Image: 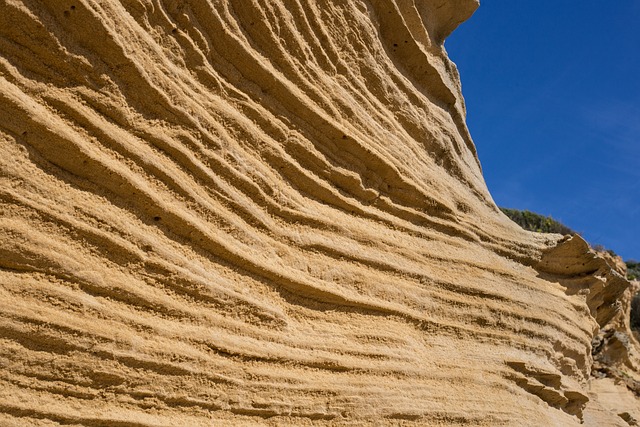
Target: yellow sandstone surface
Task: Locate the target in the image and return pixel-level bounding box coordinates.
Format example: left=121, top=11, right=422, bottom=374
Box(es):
left=0, top=0, right=637, bottom=425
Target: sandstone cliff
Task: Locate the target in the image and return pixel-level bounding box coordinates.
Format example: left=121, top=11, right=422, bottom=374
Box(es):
left=0, top=0, right=637, bottom=425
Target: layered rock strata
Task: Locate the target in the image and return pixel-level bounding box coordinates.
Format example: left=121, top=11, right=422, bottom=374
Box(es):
left=0, top=0, right=636, bottom=425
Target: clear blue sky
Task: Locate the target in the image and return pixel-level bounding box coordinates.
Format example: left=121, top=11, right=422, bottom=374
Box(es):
left=446, top=1, right=640, bottom=261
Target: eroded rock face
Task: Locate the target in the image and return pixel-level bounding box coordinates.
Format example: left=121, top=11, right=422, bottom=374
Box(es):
left=0, top=1, right=636, bottom=425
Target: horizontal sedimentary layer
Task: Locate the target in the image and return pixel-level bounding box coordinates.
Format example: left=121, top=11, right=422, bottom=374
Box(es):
left=0, top=0, right=632, bottom=425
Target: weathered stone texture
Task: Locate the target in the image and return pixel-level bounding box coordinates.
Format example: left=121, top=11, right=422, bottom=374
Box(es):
left=0, top=1, right=637, bottom=425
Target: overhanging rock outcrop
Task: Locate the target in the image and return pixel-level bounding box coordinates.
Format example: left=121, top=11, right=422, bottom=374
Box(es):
left=536, top=235, right=629, bottom=329
left=0, top=1, right=636, bottom=425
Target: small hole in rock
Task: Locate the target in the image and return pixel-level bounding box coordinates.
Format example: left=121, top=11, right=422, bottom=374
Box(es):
left=70, top=5, right=75, bottom=9
left=153, top=216, right=161, bottom=221
left=393, top=43, right=398, bottom=47
left=21, top=131, right=27, bottom=136
left=63, top=10, right=70, bottom=17
left=172, top=28, right=177, bottom=34
left=341, top=135, right=347, bottom=140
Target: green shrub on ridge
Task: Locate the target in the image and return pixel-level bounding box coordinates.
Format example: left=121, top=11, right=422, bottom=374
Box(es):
left=500, top=207, right=575, bottom=235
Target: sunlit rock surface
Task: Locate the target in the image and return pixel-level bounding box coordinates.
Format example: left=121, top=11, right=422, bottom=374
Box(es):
left=0, top=0, right=636, bottom=425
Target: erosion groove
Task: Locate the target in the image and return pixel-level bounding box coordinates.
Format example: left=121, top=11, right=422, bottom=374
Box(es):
left=0, top=0, right=637, bottom=426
